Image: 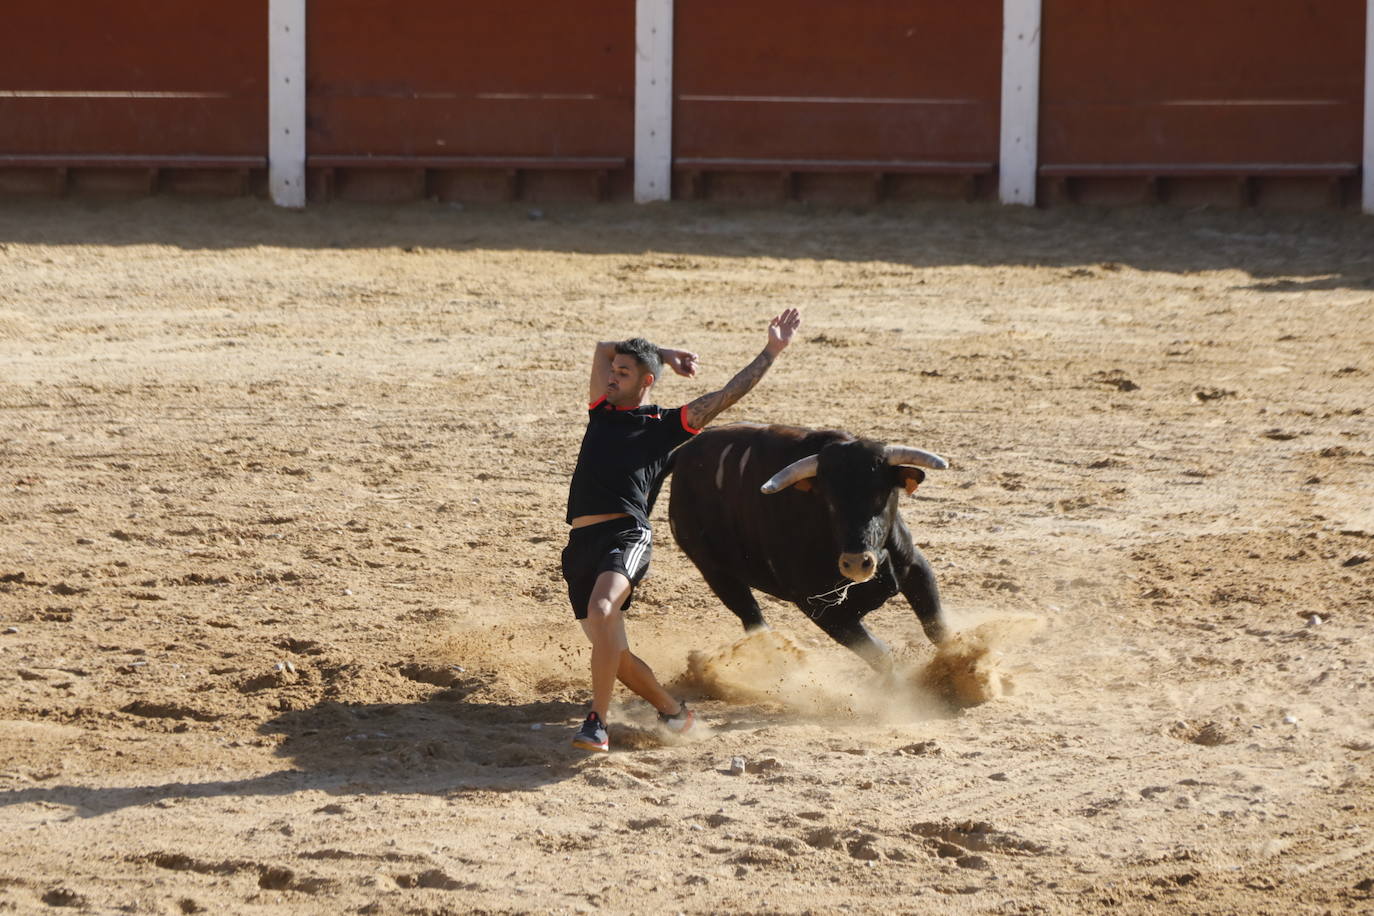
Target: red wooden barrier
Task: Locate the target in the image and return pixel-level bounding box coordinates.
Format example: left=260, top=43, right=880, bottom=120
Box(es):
left=0, top=1, right=266, bottom=194
left=0, top=2, right=1364, bottom=206
left=305, top=0, right=634, bottom=201
left=1039, top=0, right=1364, bottom=205
left=672, top=0, right=1002, bottom=202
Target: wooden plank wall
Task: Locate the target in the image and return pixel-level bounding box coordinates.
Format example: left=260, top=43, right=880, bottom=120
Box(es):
left=305, top=0, right=635, bottom=201
left=0, top=1, right=1366, bottom=207
left=1039, top=0, right=1365, bottom=206
left=0, top=1, right=266, bottom=194
left=672, top=0, right=1002, bottom=202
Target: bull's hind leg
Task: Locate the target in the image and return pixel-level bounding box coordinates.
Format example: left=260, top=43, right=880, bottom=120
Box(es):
left=694, top=562, right=768, bottom=632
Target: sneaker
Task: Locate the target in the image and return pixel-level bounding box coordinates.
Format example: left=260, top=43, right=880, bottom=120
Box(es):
left=571, top=711, right=609, bottom=752
left=658, top=701, right=695, bottom=735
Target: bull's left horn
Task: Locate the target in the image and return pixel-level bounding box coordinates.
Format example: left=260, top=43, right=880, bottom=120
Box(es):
left=760, top=455, right=819, bottom=494
left=884, top=445, right=949, bottom=470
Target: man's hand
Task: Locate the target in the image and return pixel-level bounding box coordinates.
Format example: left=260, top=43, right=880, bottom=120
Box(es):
left=683, top=308, right=802, bottom=431
left=660, top=348, right=699, bottom=379
left=765, top=308, right=802, bottom=356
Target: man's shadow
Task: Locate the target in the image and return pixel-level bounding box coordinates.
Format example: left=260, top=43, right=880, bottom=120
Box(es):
left=0, top=683, right=604, bottom=819
left=1, top=659, right=931, bottom=819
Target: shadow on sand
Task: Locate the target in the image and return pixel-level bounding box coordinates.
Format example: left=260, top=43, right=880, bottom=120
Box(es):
left=0, top=671, right=958, bottom=819
left=0, top=693, right=599, bottom=818
left=0, top=196, right=1370, bottom=290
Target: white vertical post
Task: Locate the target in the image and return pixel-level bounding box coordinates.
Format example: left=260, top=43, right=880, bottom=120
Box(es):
left=1364, top=0, right=1373, bottom=213
left=1000, top=0, right=1042, bottom=206
left=270, top=0, right=307, bottom=208
left=635, top=0, right=674, bottom=203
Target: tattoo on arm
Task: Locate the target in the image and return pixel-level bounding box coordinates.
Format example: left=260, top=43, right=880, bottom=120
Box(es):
left=685, top=349, right=775, bottom=429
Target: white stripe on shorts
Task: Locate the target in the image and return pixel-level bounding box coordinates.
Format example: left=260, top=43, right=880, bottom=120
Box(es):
left=623, top=526, right=652, bottom=578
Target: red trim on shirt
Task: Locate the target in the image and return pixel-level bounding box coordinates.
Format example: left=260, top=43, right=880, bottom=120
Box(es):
left=679, top=408, right=702, bottom=435
left=590, top=395, right=657, bottom=415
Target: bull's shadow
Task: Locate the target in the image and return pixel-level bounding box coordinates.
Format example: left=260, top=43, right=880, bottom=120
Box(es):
left=0, top=692, right=594, bottom=820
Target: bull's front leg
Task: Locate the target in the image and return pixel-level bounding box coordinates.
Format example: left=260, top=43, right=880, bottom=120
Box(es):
left=812, top=614, right=893, bottom=674
left=696, top=562, right=768, bottom=632
left=890, top=539, right=949, bottom=646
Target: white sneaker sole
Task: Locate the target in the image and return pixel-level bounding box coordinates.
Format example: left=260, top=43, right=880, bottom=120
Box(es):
left=659, top=709, right=695, bottom=736
left=572, top=736, right=609, bottom=752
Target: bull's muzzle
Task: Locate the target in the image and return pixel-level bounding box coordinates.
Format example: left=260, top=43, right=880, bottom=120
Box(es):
left=838, top=551, right=878, bottom=583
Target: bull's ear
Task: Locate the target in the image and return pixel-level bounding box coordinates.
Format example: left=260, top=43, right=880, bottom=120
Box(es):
left=793, top=478, right=813, bottom=493
left=895, top=466, right=925, bottom=495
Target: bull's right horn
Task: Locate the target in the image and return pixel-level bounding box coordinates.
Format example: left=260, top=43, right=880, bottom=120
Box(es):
left=884, top=445, right=949, bottom=470
left=760, top=455, right=819, bottom=494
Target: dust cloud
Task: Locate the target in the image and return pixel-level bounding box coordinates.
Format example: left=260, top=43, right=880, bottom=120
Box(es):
left=683, top=615, right=1044, bottom=721
left=919, top=614, right=1045, bottom=705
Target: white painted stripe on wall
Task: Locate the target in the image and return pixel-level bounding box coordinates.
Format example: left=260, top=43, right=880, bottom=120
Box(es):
left=679, top=95, right=979, bottom=106
left=320, top=91, right=604, bottom=101
left=1365, top=0, right=1373, bottom=213
left=1160, top=99, right=1345, bottom=107
left=475, top=92, right=601, bottom=101
left=635, top=0, right=674, bottom=203
left=999, top=0, right=1042, bottom=206
left=0, top=90, right=230, bottom=99
left=269, top=0, right=306, bottom=209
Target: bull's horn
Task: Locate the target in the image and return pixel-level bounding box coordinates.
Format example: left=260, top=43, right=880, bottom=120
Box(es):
left=884, top=445, right=949, bottom=471
left=760, top=455, right=819, bottom=494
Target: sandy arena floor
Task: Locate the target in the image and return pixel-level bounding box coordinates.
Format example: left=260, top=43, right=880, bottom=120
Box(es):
left=1, top=197, right=1372, bottom=915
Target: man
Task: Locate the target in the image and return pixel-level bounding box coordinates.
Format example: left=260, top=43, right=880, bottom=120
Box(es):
left=563, top=308, right=802, bottom=752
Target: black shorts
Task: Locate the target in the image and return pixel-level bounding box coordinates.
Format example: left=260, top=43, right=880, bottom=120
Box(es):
left=561, top=517, right=653, bottom=619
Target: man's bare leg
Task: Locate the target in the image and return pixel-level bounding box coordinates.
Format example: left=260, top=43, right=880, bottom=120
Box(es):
left=580, top=570, right=679, bottom=720
left=616, top=650, right=680, bottom=716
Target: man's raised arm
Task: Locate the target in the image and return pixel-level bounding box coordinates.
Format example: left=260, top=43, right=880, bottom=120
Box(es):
left=587, top=341, right=618, bottom=405
left=684, top=308, right=800, bottom=431
left=588, top=340, right=700, bottom=404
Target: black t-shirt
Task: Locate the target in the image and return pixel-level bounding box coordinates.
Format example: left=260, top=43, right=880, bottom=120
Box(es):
left=566, top=397, right=700, bottom=525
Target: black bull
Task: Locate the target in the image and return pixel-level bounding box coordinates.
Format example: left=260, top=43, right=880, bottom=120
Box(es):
left=667, top=424, right=950, bottom=670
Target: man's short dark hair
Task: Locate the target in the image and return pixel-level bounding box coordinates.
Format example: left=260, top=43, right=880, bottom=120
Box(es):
left=615, top=338, right=662, bottom=380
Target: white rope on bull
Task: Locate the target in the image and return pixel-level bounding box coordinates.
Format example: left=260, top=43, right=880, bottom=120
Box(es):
left=802, top=579, right=854, bottom=619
